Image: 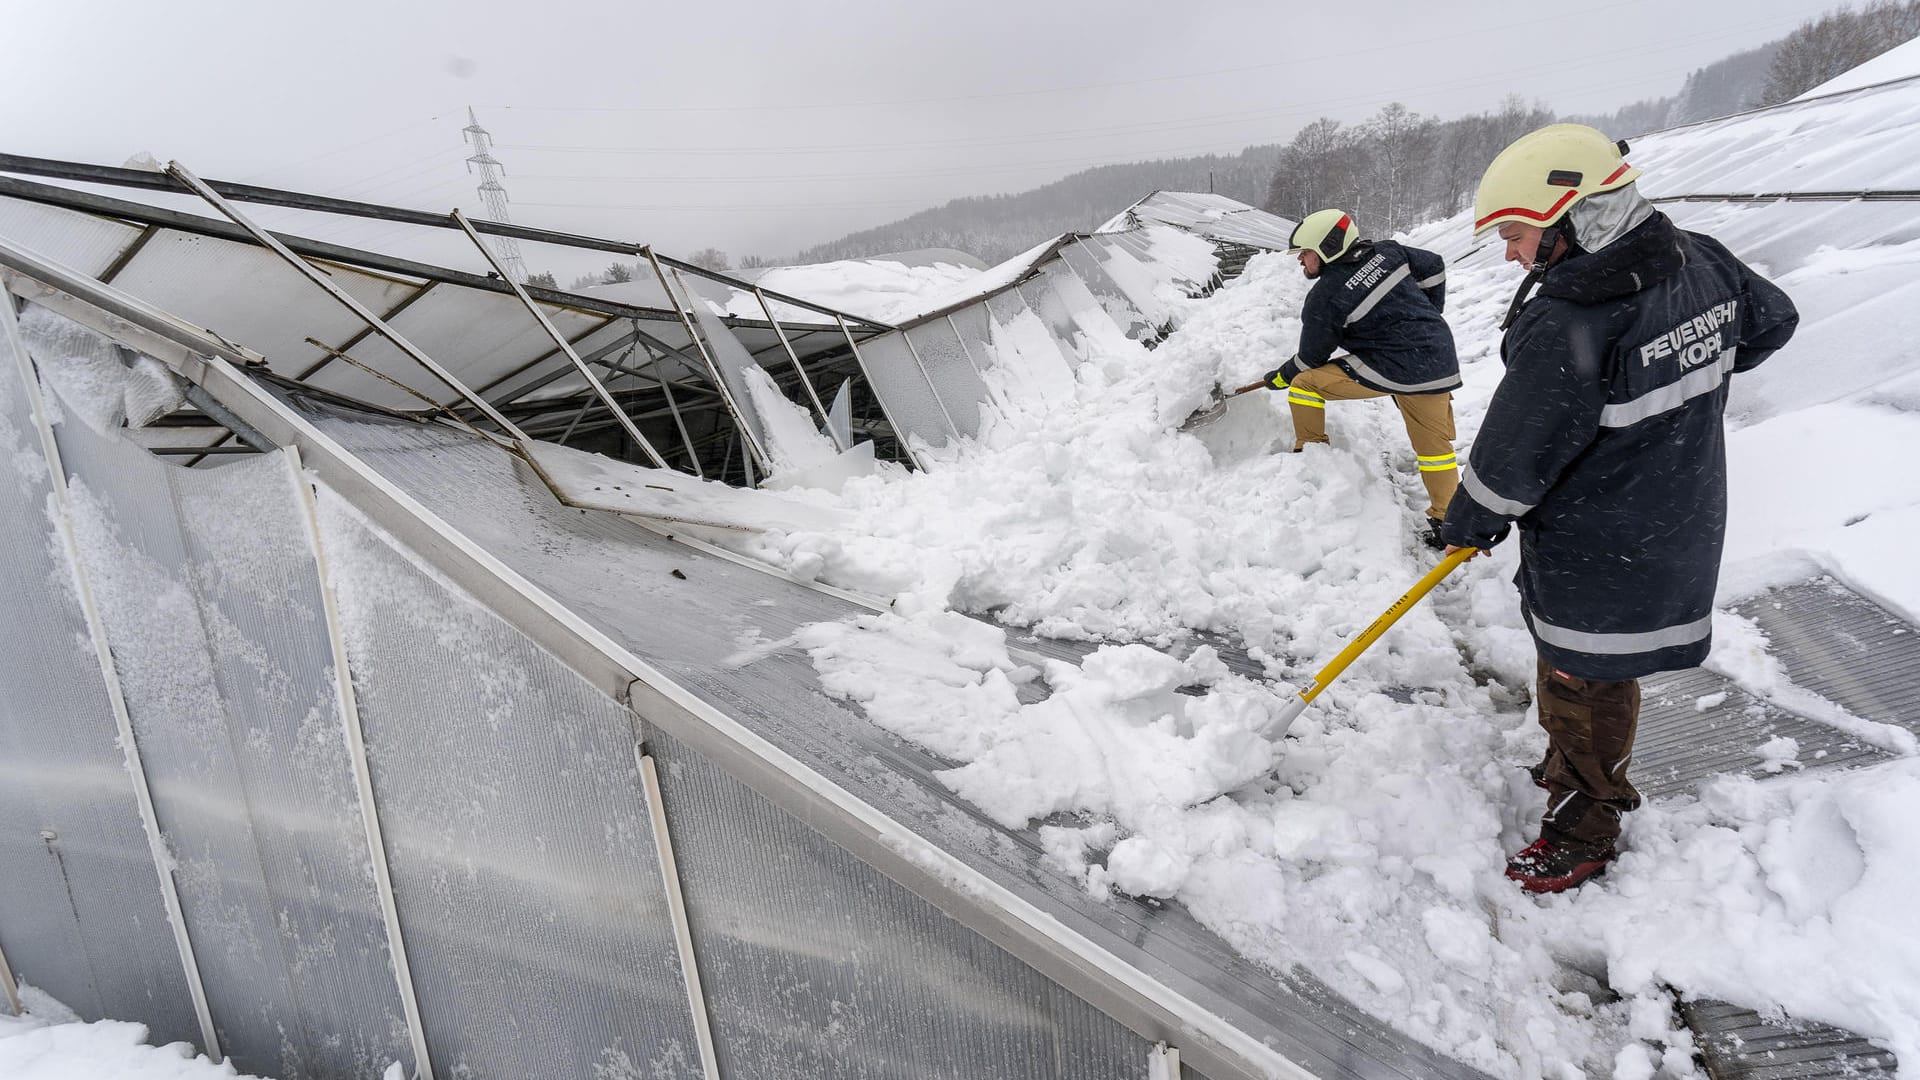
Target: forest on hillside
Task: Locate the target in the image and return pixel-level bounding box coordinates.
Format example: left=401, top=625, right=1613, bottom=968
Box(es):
left=1265, top=0, right=1920, bottom=237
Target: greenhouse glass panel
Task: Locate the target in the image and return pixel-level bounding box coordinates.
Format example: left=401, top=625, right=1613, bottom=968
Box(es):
left=313, top=492, right=704, bottom=1080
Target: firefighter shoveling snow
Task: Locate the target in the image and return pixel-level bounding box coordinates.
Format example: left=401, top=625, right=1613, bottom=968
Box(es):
left=712, top=218, right=1920, bottom=1074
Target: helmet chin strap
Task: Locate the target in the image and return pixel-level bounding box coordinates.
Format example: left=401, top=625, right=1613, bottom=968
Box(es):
left=1499, top=219, right=1571, bottom=331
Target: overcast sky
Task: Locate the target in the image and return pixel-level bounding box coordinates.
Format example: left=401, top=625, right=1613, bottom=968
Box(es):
left=1, top=0, right=1847, bottom=271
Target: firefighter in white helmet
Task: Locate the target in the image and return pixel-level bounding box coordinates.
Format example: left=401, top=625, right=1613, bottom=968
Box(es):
left=1440, top=124, right=1799, bottom=893
left=1261, top=208, right=1462, bottom=550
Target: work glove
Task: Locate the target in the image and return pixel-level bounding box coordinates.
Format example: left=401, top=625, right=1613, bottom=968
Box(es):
left=1261, top=364, right=1291, bottom=390
left=1440, top=518, right=1511, bottom=552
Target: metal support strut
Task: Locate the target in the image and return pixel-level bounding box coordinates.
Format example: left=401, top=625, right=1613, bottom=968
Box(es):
left=164, top=161, right=528, bottom=442
left=450, top=209, right=670, bottom=469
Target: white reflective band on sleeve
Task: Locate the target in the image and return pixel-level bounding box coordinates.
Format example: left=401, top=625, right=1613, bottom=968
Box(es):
left=1340, top=352, right=1463, bottom=394
left=1530, top=610, right=1713, bottom=655
left=1598, top=352, right=1736, bottom=428
left=1344, top=264, right=1410, bottom=325
left=1417, top=271, right=1446, bottom=288
left=1460, top=464, right=1535, bottom=517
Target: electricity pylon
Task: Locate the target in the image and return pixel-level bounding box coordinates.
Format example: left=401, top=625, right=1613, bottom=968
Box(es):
left=462, top=107, right=528, bottom=283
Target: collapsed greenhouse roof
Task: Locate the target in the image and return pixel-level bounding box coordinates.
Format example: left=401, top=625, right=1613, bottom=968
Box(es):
left=0, top=154, right=1280, bottom=483
left=6, top=52, right=1920, bottom=1079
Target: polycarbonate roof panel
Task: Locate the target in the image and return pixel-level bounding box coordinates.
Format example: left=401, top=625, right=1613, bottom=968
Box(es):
left=1103, top=192, right=1299, bottom=251
left=741, top=320, right=852, bottom=364
left=106, top=229, right=422, bottom=373
left=586, top=270, right=843, bottom=332
left=686, top=289, right=771, bottom=456
left=312, top=285, right=613, bottom=409
left=470, top=317, right=640, bottom=402
left=1646, top=198, right=1920, bottom=425
left=1055, top=240, right=1155, bottom=340
left=1635, top=74, right=1920, bottom=193
left=1660, top=198, right=1920, bottom=277
left=0, top=195, right=145, bottom=278
left=853, top=330, right=956, bottom=455
left=678, top=271, right=835, bottom=330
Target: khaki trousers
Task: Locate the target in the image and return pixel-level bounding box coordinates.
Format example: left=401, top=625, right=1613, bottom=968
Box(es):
left=1535, top=659, right=1643, bottom=845
left=1286, top=364, right=1459, bottom=520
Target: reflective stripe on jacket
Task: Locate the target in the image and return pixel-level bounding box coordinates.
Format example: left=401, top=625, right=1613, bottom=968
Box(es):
left=1441, top=212, right=1799, bottom=679
left=1278, top=240, right=1461, bottom=395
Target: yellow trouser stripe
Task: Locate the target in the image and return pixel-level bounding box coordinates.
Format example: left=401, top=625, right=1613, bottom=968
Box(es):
left=1288, top=391, right=1326, bottom=409
left=1416, top=453, right=1458, bottom=472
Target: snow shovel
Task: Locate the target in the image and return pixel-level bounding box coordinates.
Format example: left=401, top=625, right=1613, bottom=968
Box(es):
left=1178, top=379, right=1269, bottom=431
left=1274, top=545, right=1478, bottom=733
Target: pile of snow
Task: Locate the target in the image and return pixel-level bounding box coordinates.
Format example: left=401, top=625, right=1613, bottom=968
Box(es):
left=580, top=254, right=982, bottom=328
left=719, top=182, right=1920, bottom=1075
left=736, top=255, right=984, bottom=325
left=0, top=986, right=290, bottom=1080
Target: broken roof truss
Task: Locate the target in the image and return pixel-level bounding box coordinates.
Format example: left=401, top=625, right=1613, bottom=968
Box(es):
left=0, top=152, right=903, bottom=483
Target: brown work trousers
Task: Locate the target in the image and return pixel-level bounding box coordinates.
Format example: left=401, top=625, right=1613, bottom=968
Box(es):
left=1535, top=659, right=1643, bottom=845
left=1287, top=364, right=1459, bottom=520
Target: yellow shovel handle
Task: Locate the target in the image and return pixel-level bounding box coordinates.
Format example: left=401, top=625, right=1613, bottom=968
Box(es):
left=1299, top=545, right=1477, bottom=703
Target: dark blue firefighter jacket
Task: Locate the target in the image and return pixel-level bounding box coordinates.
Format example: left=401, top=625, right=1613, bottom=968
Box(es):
left=1440, top=212, right=1799, bottom=679
left=1278, top=240, right=1461, bottom=395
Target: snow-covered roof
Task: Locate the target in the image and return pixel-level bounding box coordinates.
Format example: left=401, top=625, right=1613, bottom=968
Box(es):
left=1635, top=70, right=1920, bottom=195
left=1796, top=34, right=1920, bottom=98
left=1099, top=190, right=1299, bottom=251
left=831, top=204, right=1233, bottom=463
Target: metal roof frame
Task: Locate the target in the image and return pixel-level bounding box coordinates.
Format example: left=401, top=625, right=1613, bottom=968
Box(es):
left=0, top=155, right=908, bottom=479
left=0, top=153, right=893, bottom=333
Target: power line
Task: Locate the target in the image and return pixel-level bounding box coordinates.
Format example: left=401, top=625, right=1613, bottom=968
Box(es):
left=487, top=14, right=1811, bottom=167
left=237, top=109, right=459, bottom=183
left=474, top=0, right=1659, bottom=117
left=514, top=198, right=939, bottom=213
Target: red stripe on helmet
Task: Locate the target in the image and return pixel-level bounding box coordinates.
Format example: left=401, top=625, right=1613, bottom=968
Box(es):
left=1334, top=214, right=1351, bottom=232
left=1601, top=162, right=1632, bottom=184
left=1475, top=188, right=1581, bottom=231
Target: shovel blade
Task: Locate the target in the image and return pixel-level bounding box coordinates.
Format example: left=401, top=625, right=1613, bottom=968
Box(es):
left=1179, top=397, right=1232, bottom=431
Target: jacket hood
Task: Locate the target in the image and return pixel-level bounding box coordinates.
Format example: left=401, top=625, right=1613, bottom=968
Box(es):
left=1567, top=183, right=1655, bottom=253
left=1538, top=211, right=1686, bottom=305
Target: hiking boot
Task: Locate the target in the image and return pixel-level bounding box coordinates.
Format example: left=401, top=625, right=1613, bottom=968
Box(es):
left=1421, top=517, right=1447, bottom=551
left=1505, top=834, right=1615, bottom=894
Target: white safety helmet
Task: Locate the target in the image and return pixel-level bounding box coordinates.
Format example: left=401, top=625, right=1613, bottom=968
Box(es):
left=1473, top=124, right=1641, bottom=236
left=1288, top=208, right=1360, bottom=262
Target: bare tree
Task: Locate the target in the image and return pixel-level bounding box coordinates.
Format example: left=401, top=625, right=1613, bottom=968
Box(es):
left=1360, top=102, right=1438, bottom=235
left=1761, top=0, right=1920, bottom=104
left=686, top=247, right=730, bottom=272
left=603, top=261, right=635, bottom=283
left=1263, top=118, right=1364, bottom=221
